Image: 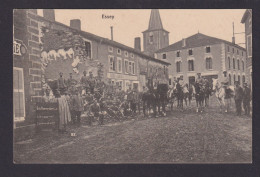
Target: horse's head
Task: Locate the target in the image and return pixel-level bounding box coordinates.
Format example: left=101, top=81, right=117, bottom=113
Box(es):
left=212, top=78, right=219, bottom=92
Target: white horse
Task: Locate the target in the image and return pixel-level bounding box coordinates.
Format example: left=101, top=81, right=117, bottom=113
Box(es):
left=212, top=78, right=234, bottom=113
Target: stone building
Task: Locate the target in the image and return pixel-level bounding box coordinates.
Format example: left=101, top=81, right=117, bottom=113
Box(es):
left=13, top=9, right=169, bottom=131
left=241, top=9, right=252, bottom=89
left=155, top=33, right=246, bottom=86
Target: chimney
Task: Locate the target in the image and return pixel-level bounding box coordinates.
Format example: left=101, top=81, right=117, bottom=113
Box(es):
left=182, top=38, right=186, bottom=47
left=70, top=19, right=81, bottom=30
left=110, top=26, right=113, bottom=41
left=232, top=37, right=235, bottom=44
left=43, top=9, right=55, bottom=21
left=134, top=37, right=141, bottom=51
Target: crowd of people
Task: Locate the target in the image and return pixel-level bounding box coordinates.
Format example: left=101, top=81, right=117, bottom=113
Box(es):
left=42, top=70, right=252, bottom=132
left=43, top=71, right=145, bottom=130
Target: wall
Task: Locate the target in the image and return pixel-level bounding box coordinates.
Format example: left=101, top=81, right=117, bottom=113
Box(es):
left=156, top=44, right=223, bottom=84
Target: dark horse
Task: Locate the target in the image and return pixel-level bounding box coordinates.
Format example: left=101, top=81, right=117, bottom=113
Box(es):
left=193, top=82, right=205, bottom=113
left=142, top=83, right=168, bottom=117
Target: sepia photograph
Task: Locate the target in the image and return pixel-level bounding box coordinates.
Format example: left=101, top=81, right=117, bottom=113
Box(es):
left=13, top=9, right=252, bottom=164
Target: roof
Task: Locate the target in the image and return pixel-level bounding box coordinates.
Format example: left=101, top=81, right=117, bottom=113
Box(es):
left=155, top=33, right=246, bottom=53
left=35, top=14, right=170, bottom=66
left=142, top=9, right=169, bottom=33
left=241, top=9, right=252, bottom=23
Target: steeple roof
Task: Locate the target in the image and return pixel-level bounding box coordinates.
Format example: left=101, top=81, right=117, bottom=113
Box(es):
left=143, top=9, right=169, bottom=33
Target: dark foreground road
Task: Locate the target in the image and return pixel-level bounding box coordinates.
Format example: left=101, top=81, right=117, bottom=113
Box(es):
left=14, top=97, right=252, bottom=163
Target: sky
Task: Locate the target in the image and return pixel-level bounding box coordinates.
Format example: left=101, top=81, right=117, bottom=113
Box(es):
left=37, top=9, right=246, bottom=50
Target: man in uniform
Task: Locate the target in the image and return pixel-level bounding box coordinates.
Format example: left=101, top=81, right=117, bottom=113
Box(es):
left=89, top=99, right=101, bottom=126
left=195, top=73, right=204, bottom=86
left=67, top=73, right=77, bottom=94
left=243, top=83, right=251, bottom=116
left=88, top=71, right=96, bottom=94
left=234, top=81, right=244, bottom=116
left=57, top=72, right=67, bottom=95
left=80, top=71, right=89, bottom=94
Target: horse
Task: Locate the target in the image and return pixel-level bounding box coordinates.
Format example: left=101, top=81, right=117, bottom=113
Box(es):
left=176, top=82, right=184, bottom=110
left=193, top=82, right=205, bottom=113
left=167, top=87, right=176, bottom=111
left=183, top=84, right=191, bottom=107
left=212, top=78, right=234, bottom=113
left=142, top=88, right=157, bottom=117
left=157, top=83, right=168, bottom=116
left=203, top=81, right=212, bottom=107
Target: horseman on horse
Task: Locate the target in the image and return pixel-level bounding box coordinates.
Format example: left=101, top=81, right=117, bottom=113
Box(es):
left=212, top=71, right=234, bottom=112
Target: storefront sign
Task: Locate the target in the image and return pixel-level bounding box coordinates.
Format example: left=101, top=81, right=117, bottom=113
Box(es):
left=13, top=40, right=26, bottom=56
left=107, top=72, right=138, bottom=80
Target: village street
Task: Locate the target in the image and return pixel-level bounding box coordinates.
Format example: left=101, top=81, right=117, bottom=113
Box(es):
left=14, top=96, right=252, bottom=164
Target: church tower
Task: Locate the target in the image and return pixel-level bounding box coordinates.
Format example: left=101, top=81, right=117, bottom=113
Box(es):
left=142, top=9, right=169, bottom=56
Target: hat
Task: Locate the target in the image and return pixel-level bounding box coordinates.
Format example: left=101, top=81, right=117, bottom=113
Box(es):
left=59, top=72, right=63, bottom=74
left=243, top=82, right=248, bottom=86
left=197, top=73, right=201, bottom=75
left=234, top=81, right=239, bottom=84
left=83, top=71, right=86, bottom=74
left=223, top=71, right=227, bottom=74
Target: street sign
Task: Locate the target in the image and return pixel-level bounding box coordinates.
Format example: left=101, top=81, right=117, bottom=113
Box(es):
left=13, top=39, right=27, bottom=56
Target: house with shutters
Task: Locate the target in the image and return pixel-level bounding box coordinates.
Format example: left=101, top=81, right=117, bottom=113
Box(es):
left=155, top=32, right=247, bottom=86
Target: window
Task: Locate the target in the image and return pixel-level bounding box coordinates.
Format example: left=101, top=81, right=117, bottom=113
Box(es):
left=242, top=61, right=244, bottom=71
left=117, top=57, right=122, bottom=73
left=124, top=51, right=128, bottom=57
left=238, top=75, right=241, bottom=85
left=228, top=57, right=231, bottom=69
left=129, top=61, right=132, bottom=74
left=176, top=51, right=180, bottom=57
left=206, top=57, right=212, bottom=70
left=109, top=56, right=116, bottom=72
left=237, top=49, right=239, bottom=55
left=229, top=74, right=232, bottom=85
left=85, top=41, right=91, bottom=58
left=206, top=46, right=211, bottom=53
left=124, top=60, right=129, bottom=73
left=132, top=62, right=135, bottom=74
left=247, top=35, right=252, bottom=57
left=13, top=67, right=25, bottom=121
left=108, top=46, right=113, bottom=53
left=232, top=48, right=234, bottom=53
left=188, top=49, right=193, bottom=56
left=233, top=75, right=236, bottom=85
left=149, top=32, right=153, bottom=43
left=117, top=48, right=121, bottom=55
left=242, top=75, right=245, bottom=83
left=228, top=46, right=230, bottom=52
left=162, top=53, right=167, bottom=59
left=237, top=60, right=240, bottom=70
left=176, top=61, right=181, bottom=73
left=233, top=58, right=236, bottom=69
left=131, top=53, right=134, bottom=58
left=188, top=60, right=194, bottom=71
left=242, top=51, right=243, bottom=56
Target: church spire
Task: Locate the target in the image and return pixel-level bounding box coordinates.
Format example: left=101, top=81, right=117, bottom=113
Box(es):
left=148, top=9, right=164, bottom=30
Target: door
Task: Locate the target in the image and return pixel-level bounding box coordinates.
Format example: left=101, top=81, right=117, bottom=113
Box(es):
left=13, top=67, right=25, bottom=121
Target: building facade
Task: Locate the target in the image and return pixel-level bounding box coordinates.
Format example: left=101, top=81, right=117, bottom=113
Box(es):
left=241, top=9, right=252, bottom=89
left=155, top=33, right=246, bottom=86
left=13, top=9, right=169, bottom=129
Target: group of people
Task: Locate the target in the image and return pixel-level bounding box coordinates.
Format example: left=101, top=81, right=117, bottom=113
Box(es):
left=43, top=69, right=251, bottom=131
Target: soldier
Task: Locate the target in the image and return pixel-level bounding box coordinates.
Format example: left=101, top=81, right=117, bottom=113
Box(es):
left=88, top=71, right=96, bottom=94
left=57, top=72, right=67, bottom=95
left=243, top=83, right=251, bottom=116
left=70, top=89, right=84, bottom=126
left=89, top=99, right=101, bottom=126
left=195, top=73, right=204, bottom=86
left=67, top=73, right=77, bottom=94
left=80, top=71, right=89, bottom=94
left=234, top=81, right=244, bottom=116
